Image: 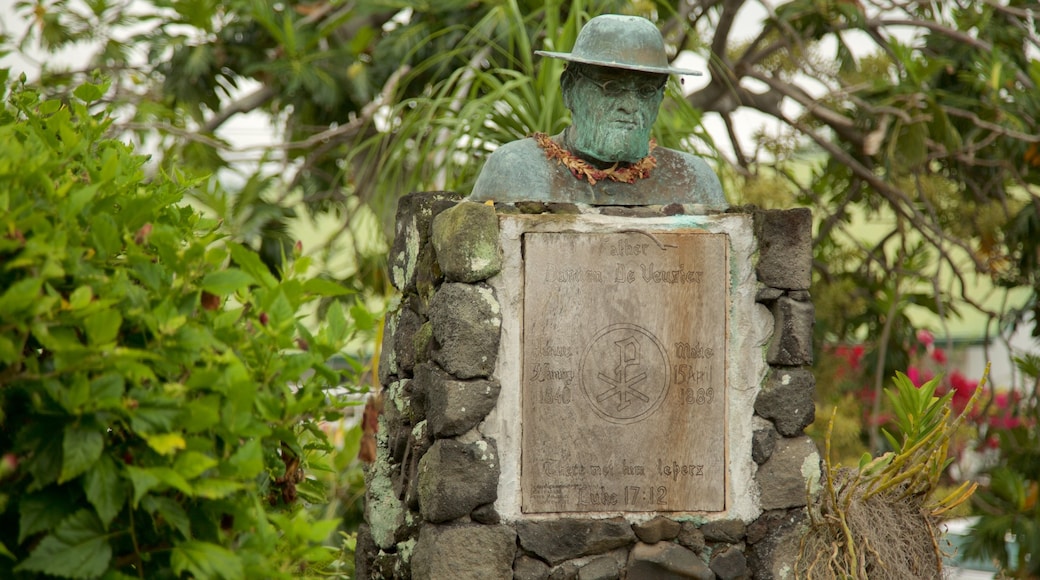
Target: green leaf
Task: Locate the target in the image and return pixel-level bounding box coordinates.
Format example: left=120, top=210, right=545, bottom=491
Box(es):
left=83, top=309, right=122, bottom=346
left=302, top=277, right=353, bottom=297
left=39, top=99, right=62, bottom=115
left=73, top=82, right=104, bottom=102
left=171, top=540, right=245, bottom=580
left=90, top=373, right=125, bottom=405
left=266, top=290, right=294, bottom=330
left=65, top=183, right=99, bottom=218
left=142, top=432, right=187, bottom=456
left=84, top=455, right=127, bottom=528
left=19, top=490, right=80, bottom=543
left=229, top=243, right=278, bottom=289
left=0, top=333, right=20, bottom=366
left=14, top=509, right=112, bottom=579
left=183, top=395, right=221, bottom=432
left=201, top=268, right=255, bottom=295
left=90, top=213, right=120, bottom=258
left=173, top=451, right=218, bottom=480
left=125, top=466, right=193, bottom=506
left=350, top=300, right=376, bottom=333
left=68, top=285, right=94, bottom=310
left=0, top=278, right=42, bottom=315
left=60, top=424, right=104, bottom=483
left=192, top=478, right=245, bottom=499
left=141, top=495, right=192, bottom=539
left=227, top=439, right=263, bottom=479
left=129, top=403, right=181, bottom=434
left=24, top=427, right=64, bottom=490
left=294, top=478, right=327, bottom=504
left=326, top=301, right=348, bottom=343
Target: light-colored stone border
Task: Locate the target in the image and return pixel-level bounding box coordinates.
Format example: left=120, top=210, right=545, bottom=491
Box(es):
left=482, top=213, right=772, bottom=523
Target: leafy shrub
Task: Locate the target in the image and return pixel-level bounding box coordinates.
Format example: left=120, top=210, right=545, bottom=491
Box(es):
left=0, top=74, right=370, bottom=579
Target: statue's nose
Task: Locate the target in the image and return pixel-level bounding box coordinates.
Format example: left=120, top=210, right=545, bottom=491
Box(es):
left=616, top=91, right=640, bottom=115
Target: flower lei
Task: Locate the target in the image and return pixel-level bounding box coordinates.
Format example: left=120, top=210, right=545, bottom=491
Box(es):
left=533, top=132, right=657, bottom=186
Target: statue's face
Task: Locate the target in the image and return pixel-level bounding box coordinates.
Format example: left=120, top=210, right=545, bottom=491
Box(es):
left=564, top=65, right=666, bottom=164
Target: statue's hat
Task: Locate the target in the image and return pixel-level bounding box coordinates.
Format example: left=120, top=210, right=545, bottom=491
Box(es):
left=536, top=14, right=701, bottom=76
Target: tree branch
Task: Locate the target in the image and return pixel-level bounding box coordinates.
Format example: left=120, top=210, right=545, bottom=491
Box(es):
left=200, top=85, right=277, bottom=134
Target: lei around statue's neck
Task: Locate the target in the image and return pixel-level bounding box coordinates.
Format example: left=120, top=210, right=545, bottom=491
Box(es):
left=536, top=130, right=657, bottom=186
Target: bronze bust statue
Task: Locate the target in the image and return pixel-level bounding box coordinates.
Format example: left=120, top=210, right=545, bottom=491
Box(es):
left=469, top=14, right=726, bottom=208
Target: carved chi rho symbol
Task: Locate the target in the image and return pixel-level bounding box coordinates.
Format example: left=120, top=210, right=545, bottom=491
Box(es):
left=596, top=335, right=649, bottom=411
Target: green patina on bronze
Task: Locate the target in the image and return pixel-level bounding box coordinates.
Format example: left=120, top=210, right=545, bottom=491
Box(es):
left=470, top=15, right=727, bottom=208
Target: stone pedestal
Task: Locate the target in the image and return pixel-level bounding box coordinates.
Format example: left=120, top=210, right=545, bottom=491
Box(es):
left=358, top=194, right=819, bottom=580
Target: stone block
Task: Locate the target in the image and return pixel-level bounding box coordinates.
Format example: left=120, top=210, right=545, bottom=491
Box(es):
left=676, top=522, right=706, bottom=554
left=752, top=427, right=778, bottom=465
left=353, top=524, right=377, bottom=580
left=428, top=283, right=501, bottom=379
left=515, top=555, right=551, bottom=580
left=410, top=363, right=447, bottom=424
left=546, top=202, right=580, bottom=214
left=578, top=555, right=620, bottom=580
left=516, top=518, right=635, bottom=566
left=389, top=191, right=462, bottom=292
left=701, top=518, right=746, bottom=543
left=516, top=201, right=548, bottom=214
left=754, top=208, right=812, bottom=290
left=417, top=438, right=499, bottom=523
left=633, top=516, right=681, bottom=544
left=746, top=509, right=808, bottom=580
left=411, top=523, right=516, bottom=580
left=377, top=308, right=398, bottom=386
left=365, top=431, right=405, bottom=550
left=393, top=306, right=423, bottom=376
left=710, top=547, right=749, bottom=580
left=432, top=201, right=502, bottom=283
left=385, top=379, right=415, bottom=428
left=755, top=436, right=820, bottom=511
left=755, top=287, right=784, bottom=303
left=766, top=296, right=814, bottom=366
left=413, top=321, right=433, bottom=366
left=755, top=368, right=816, bottom=436
left=471, top=502, right=501, bottom=524
left=549, top=562, right=580, bottom=580
left=626, top=542, right=714, bottom=580
left=426, top=375, right=501, bottom=438
left=415, top=240, right=442, bottom=305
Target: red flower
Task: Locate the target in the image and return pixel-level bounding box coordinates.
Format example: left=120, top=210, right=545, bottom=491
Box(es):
left=916, top=329, right=935, bottom=347
left=930, top=348, right=947, bottom=364
left=948, top=371, right=977, bottom=412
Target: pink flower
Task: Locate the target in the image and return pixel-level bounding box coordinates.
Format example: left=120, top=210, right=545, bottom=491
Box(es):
left=907, top=367, right=933, bottom=387
left=988, top=413, right=1021, bottom=430
left=931, top=348, right=947, bottom=364
left=995, top=392, right=1009, bottom=409
left=916, top=329, right=935, bottom=346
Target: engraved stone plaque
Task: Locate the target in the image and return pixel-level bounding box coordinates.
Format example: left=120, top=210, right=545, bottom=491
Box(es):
left=521, top=231, right=728, bottom=513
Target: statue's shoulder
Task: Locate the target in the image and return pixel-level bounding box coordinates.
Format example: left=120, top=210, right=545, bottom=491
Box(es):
left=654, top=147, right=727, bottom=208
left=469, top=138, right=553, bottom=202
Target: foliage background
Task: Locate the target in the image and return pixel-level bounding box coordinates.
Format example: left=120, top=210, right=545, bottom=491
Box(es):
left=2, top=0, right=1039, bottom=576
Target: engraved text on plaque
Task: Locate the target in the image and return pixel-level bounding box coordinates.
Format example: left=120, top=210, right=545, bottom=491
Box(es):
left=521, top=231, right=728, bottom=512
